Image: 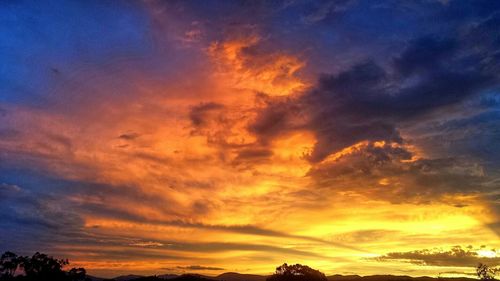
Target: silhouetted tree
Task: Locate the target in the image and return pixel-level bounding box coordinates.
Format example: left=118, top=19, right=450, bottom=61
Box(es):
left=0, top=251, right=89, bottom=281
left=267, top=263, right=328, bottom=281
left=19, top=252, right=68, bottom=281
left=0, top=252, right=20, bottom=280
left=477, top=263, right=498, bottom=281
left=67, top=267, right=87, bottom=281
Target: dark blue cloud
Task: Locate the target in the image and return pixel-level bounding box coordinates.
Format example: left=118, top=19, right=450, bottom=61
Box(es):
left=394, top=36, right=458, bottom=77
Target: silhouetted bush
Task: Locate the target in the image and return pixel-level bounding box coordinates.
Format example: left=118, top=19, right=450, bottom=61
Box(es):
left=267, top=263, right=327, bottom=281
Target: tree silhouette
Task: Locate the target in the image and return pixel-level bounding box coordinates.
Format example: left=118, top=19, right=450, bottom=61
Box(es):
left=267, top=263, right=328, bottom=281
left=0, top=252, right=20, bottom=280
left=67, top=268, right=88, bottom=281
left=0, top=251, right=89, bottom=281
left=477, top=263, right=498, bottom=281
left=19, top=252, right=68, bottom=281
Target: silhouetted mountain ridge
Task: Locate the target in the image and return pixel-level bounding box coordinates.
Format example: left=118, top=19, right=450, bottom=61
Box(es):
left=92, top=273, right=477, bottom=281
left=217, top=272, right=268, bottom=281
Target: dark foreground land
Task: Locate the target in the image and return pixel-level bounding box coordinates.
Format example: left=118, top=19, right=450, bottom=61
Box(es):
left=1, top=252, right=485, bottom=281
left=92, top=273, right=477, bottom=281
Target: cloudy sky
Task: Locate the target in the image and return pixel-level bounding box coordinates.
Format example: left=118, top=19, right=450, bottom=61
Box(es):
left=1, top=0, right=499, bottom=278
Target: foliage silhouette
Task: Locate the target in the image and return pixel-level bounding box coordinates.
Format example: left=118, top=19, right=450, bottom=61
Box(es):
left=0, top=251, right=89, bottom=281
left=267, top=263, right=327, bottom=281
left=477, top=263, right=498, bottom=281
left=0, top=252, right=19, bottom=279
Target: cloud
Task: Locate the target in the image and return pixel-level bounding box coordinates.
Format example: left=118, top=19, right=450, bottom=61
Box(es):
left=129, top=241, right=165, bottom=247
left=302, top=0, right=354, bottom=24
left=247, top=8, right=500, bottom=166
left=82, top=212, right=362, bottom=251
left=0, top=183, right=87, bottom=253
left=119, top=132, right=141, bottom=140
left=207, top=34, right=306, bottom=96
left=0, top=173, right=361, bottom=256
left=334, top=229, right=401, bottom=244
left=189, top=102, right=226, bottom=128
left=233, top=148, right=274, bottom=165
left=394, top=36, right=458, bottom=77
left=245, top=26, right=500, bottom=215
left=249, top=93, right=307, bottom=144
left=161, top=221, right=363, bottom=252
left=176, top=265, right=225, bottom=271
left=0, top=183, right=22, bottom=195
left=255, top=51, right=494, bottom=162
left=376, top=246, right=500, bottom=267
left=0, top=181, right=333, bottom=261
left=307, top=142, right=490, bottom=204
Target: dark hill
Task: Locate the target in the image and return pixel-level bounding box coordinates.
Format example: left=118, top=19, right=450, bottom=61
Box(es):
left=102, top=273, right=477, bottom=281
left=327, top=275, right=474, bottom=281
left=115, top=275, right=147, bottom=281
left=216, top=272, right=268, bottom=281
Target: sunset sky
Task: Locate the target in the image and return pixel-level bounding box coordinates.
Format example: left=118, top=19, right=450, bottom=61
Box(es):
left=1, top=0, right=499, bottom=278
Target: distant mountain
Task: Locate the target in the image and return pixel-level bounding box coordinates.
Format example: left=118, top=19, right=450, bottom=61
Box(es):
left=87, top=275, right=108, bottom=281
left=158, top=274, right=180, bottom=279
left=327, top=275, right=362, bottom=281
left=172, top=274, right=216, bottom=281
left=101, top=272, right=477, bottom=281
left=327, top=275, right=474, bottom=281
left=124, top=277, right=162, bottom=281
left=216, top=272, right=268, bottom=281
left=114, top=274, right=147, bottom=281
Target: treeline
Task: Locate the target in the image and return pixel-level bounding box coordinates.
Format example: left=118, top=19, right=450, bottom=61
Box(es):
left=0, top=251, right=87, bottom=281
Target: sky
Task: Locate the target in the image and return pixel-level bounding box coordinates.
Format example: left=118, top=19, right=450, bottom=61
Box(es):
left=0, top=0, right=499, bottom=278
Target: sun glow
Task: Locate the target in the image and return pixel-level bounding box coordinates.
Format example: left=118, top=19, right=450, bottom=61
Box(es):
left=477, top=249, right=498, bottom=258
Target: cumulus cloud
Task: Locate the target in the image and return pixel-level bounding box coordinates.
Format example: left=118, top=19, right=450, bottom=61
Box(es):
left=252, top=33, right=497, bottom=162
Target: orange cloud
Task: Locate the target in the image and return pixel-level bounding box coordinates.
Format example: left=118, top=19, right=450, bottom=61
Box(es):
left=208, top=36, right=307, bottom=96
